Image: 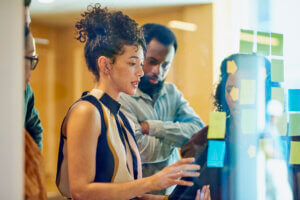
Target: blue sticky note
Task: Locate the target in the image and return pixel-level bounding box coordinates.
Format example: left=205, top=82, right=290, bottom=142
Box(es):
left=288, top=89, right=300, bottom=111
left=207, top=140, right=226, bottom=168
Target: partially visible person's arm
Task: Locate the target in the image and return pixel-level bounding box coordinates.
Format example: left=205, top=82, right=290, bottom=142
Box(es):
left=143, top=84, right=204, bottom=147
left=24, top=83, right=43, bottom=150
left=67, top=101, right=200, bottom=200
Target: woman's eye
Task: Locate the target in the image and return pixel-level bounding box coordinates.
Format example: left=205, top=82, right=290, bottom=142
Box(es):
left=129, top=62, right=136, bottom=66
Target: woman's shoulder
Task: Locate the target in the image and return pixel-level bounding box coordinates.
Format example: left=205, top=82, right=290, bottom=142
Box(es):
left=62, top=99, right=101, bottom=136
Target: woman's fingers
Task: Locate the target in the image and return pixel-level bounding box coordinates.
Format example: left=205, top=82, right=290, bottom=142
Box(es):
left=173, top=179, right=194, bottom=186
left=201, top=185, right=211, bottom=200
left=169, top=171, right=200, bottom=179
left=195, top=189, right=201, bottom=200
left=173, top=157, right=195, bottom=166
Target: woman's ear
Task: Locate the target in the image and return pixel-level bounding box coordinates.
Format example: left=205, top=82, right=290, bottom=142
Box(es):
left=97, top=56, right=110, bottom=75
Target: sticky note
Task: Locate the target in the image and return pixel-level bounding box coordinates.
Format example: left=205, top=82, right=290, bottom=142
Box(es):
left=207, top=140, right=226, bottom=167
left=288, top=89, right=300, bottom=111
left=271, top=59, right=284, bottom=82
left=289, top=141, right=300, bottom=164
left=257, top=32, right=270, bottom=56
left=240, top=29, right=254, bottom=54
left=288, top=113, right=300, bottom=136
left=207, top=112, right=226, bottom=139
left=227, top=60, right=238, bottom=74
left=230, top=87, right=239, bottom=101
left=240, top=80, right=256, bottom=105
left=241, top=109, right=257, bottom=134
left=271, top=33, right=283, bottom=56
left=271, top=87, right=284, bottom=106
left=275, top=113, right=287, bottom=136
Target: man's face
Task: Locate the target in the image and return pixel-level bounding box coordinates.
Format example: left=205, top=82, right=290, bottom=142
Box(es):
left=24, top=6, right=31, bottom=25
left=24, top=32, right=36, bottom=86
left=143, top=39, right=175, bottom=85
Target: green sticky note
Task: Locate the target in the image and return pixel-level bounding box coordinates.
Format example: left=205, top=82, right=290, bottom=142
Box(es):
left=240, top=80, right=256, bottom=105
left=271, top=59, right=284, bottom=82
left=275, top=113, right=287, bottom=136
left=271, top=33, right=283, bottom=56
left=289, top=141, right=300, bottom=164
left=271, top=87, right=284, bottom=106
left=240, top=29, right=254, bottom=54
left=257, top=32, right=270, bottom=56
left=241, top=109, right=257, bottom=134
left=207, top=112, right=226, bottom=139
left=288, top=113, right=300, bottom=136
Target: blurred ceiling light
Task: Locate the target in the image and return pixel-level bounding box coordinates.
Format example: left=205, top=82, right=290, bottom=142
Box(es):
left=38, top=0, right=54, bottom=3
left=35, top=38, right=50, bottom=45
left=168, top=20, right=197, bottom=32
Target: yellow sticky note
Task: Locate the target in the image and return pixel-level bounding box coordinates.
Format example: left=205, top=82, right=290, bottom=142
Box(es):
left=289, top=141, right=300, bottom=164
left=230, top=87, right=239, bottom=101
left=240, top=80, right=256, bottom=105
left=227, top=60, right=237, bottom=74
left=207, top=112, right=226, bottom=139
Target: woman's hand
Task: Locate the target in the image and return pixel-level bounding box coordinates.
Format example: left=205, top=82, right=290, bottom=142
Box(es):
left=195, top=185, right=211, bottom=200
left=149, top=158, right=200, bottom=191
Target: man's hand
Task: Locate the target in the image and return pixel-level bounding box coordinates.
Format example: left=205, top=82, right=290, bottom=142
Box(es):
left=140, top=121, right=150, bottom=135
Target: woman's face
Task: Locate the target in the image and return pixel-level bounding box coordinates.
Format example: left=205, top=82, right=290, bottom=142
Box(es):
left=225, top=73, right=239, bottom=118
left=109, top=45, right=144, bottom=98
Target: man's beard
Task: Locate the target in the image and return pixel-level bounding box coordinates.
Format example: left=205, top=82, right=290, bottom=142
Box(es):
left=138, top=76, right=164, bottom=99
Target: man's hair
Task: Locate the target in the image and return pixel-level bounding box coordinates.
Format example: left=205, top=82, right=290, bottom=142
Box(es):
left=141, top=23, right=177, bottom=52
left=24, top=0, right=31, bottom=7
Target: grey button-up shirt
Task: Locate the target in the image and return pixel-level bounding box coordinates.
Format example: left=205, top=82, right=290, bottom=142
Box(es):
left=119, top=82, right=204, bottom=194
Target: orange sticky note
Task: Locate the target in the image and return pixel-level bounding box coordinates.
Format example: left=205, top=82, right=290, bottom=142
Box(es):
left=230, top=87, right=239, bottom=101
left=227, top=60, right=237, bottom=74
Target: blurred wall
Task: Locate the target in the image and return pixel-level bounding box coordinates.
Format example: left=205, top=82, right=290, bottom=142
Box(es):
left=30, top=4, right=213, bottom=194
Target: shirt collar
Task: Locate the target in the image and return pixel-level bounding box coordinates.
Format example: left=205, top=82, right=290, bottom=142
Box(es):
left=100, top=93, right=121, bottom=115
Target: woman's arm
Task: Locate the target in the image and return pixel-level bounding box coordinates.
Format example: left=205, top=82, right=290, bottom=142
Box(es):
left=66, top=101, right=200, bottom=200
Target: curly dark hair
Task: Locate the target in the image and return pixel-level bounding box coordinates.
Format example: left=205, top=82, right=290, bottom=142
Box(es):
left=75, top=4, right=146, bottom=81
left=214, top=53, right=271, bottom=118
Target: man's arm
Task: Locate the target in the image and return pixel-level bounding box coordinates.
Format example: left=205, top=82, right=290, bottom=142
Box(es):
left=120, top=95, right=174, bottom=163
left=145, top=84, right=204, bottom=147
left=25, top=84, right=43, bottom=150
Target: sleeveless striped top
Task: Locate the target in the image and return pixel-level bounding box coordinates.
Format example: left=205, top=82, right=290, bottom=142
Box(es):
left=56, top=92, right=142, bottom=198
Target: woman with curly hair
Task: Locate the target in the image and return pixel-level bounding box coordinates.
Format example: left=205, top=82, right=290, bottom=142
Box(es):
left=56, top=4, right=205, bottom=200
left=168, top=53, right=272, bottom=200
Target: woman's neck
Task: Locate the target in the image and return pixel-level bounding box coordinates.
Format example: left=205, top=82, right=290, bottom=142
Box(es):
left=94, top=82, right=119, bottom=100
